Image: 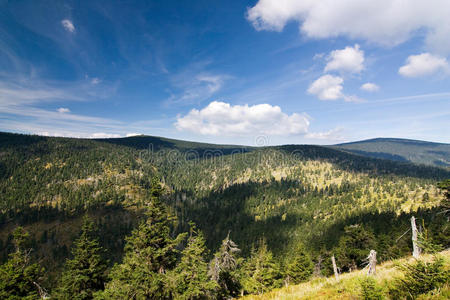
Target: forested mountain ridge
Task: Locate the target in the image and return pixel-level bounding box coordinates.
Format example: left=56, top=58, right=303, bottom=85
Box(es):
left=0, top=131, right=449, bottom=297
left=332, top=137, right=450, bottom=167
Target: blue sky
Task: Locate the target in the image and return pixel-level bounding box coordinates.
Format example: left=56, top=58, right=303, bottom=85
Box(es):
left=1, top=0, right=449, bottom=145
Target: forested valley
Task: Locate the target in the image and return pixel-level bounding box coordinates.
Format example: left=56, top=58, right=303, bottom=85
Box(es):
left=0, top=132, right=449, bottom=299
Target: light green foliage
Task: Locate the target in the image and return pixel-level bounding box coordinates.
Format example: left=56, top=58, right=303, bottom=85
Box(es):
left=242, top=239, right=283, bottom=295
left=169, top=225, right=217, bottom=300
left=0, top=227, right=43, bottom=300
left=54, top=216, right=107, bottom=300
left=285, top=243, right=314, bottom=285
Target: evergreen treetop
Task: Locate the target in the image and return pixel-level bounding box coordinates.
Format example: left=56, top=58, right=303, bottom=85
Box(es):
left=55, top=215, right=108, bottom=300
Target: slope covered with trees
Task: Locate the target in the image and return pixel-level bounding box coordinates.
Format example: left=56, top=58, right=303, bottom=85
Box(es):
left=333, top=138, right=450, bottom=167
left=0, top=132, right=449, bottom=297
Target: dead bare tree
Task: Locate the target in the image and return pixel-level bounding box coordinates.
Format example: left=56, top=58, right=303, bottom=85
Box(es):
left=331, top=255, right=339, bottom=281
left=33, top=281, right=49, bottom=299
left=411, top=216, right=421, bottom=258
left=366, top=250, right=377, bottom=275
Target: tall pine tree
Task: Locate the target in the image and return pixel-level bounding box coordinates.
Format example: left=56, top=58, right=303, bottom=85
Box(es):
left=0, top=227, right=44, bottom=300
left=169, top=224, right=217, bottom=299
left=98, top=179, right=186, bottom=299
left=285, top=243, right=314, bottom=285
left=54, top=215, right=108, bottom=300
left=242, top=239, right=282, bottom=295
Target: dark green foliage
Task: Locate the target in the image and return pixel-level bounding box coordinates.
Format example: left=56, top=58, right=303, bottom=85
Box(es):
left=169, top=225, right=217, bottom=300
left=336, top=225, right=377, bottom=272
left=438, top=179, right=450, bottom=216
left=242, top=239, right=283, bottom=295
left=99, top=181, right=187, bottom=299
left=0, top=227, right=44, bottom=300
left=54, top=216, right=108, bottom=299
left=360, top=277, right=384, bottom=300
left=389, top=255, right=449, bottom=299
left=209, top=233, right=242, bottom=299
left=285, top=243, right=314, bottom=285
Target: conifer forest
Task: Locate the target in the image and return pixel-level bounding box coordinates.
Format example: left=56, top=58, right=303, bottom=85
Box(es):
left=0, top=132, right=449, bottom=299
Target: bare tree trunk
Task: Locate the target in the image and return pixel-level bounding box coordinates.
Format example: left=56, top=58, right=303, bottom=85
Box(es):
left=33, top=282, right=49, bottom=299
left=367, top=250, right=377, bottom=275
left=411, top=216, right=421, bottom=258
left=331, top=255, right=339, bottom=281
left=314, top=255, right=323, bottom=277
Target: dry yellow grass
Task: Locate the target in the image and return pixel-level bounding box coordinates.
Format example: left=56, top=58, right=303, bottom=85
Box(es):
left=242, top=250, right=450, bottom=300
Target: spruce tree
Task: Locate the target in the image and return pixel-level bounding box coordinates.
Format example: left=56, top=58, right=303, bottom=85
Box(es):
left=0, top=227, right=44, bottom=300
left=169, top=225, right=217, bottom=299
left=98, top=179, right=186, bottom=299
left=55, top=215, right=107, bottom=300
left=208, top=233, right=242, bottom=299
left=285, top=243, right=314, bottom=285
left=242, top=239, right=282, bottom=295
left=336, top=225, right=377, bottom=272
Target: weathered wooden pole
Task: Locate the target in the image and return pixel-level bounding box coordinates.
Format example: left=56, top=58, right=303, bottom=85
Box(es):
left=367, top=250, right=377, bottom=275
left=331, top=255, right=339, bottom=281
left=411, top=216, right=421, bottom=258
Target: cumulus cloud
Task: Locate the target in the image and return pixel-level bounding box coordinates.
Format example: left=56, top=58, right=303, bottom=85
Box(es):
left=61, top=19, right=75, bottom=33
left=308, top=75, right=362, bottom=102
left=398, top=53, right=449, bottom=77
left=175, top=101, right=309, bottom=136
left=247, top=0, right=450, bottom=54
left=360, top=83, right=379, bottom=92
left=57, top=107, right=70, bottom=113
left=325, top=44, right=364, bottom=74
left=307, top=75, right=344, bottom=100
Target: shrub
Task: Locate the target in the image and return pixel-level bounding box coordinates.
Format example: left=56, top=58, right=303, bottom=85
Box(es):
left=360, top=276, right=384, bottom=300
left=389, top=255, right=449, bottom=299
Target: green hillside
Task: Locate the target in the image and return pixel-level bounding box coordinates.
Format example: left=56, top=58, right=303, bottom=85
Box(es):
left=332, top=138, right=450, bottom=167
left=0, top=131, right=449, bottom=297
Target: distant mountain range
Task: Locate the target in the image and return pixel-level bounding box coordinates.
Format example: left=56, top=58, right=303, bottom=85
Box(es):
left=332, top=138, right=450, bottom=168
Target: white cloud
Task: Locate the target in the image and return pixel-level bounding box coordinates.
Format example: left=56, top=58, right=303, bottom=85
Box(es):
left=91, top=78, right=101, bottom=85
left=325, top=44, right=364, bottom=74
left=307, top=74, right=344, bottom=100
left=360, top=83, right=379, bottom=92
left=247, top=0, right=450, bottom=54
left=57, top=107, right=70, bottom=113
left=305, top=128, right=345, bottom=141
left=61, top=19, right=75, bottom=33
left=126, top=133, right=141, bottom=137
left=308, top=75, right=362, bottom=102
left=89, top=133, right=121, bottom=139
left=175, top=101, right=309, bottom=136
left=398, top=53, right=449, bottom=77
